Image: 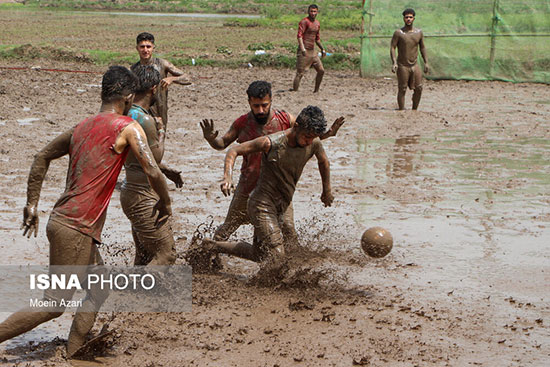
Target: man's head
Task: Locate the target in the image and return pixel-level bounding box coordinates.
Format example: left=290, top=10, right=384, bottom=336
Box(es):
left=101, top=66, right=139, bottom=114
left=295, top=105, right=327, bottom=147
left=130, top=64, right=161, bottom=103
left=136, top=32, right=155, bottom=63
left=246, top=81, right=272, bottom=125
left=308, top=4, right=319, bottom=20
left=402, top=8, right=415, bottom=26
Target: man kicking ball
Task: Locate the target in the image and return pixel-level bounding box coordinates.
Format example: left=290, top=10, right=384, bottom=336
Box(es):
left=203, top=106, right=343, bottom=277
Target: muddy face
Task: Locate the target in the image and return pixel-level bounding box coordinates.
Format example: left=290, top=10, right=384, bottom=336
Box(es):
left=136, top=40, right=154, bottom=63
left=248, top=95, right=271, bottom=125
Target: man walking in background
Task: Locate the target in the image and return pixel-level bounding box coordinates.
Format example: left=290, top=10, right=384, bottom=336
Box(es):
left=292, top=4, right=326, bottom=93
left=390, top=8, right=430, bottom=110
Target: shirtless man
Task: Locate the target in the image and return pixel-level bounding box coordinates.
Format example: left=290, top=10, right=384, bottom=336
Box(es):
left=0, top=66, right=171, bottom=357
left=200, top=81, right=344, bottom=245
left=121, top=64, right=183, bottom=266
left=134, top=32, right=191, bottom=128
left=204, top=106, right=343, bottom=271
left=292, top=4, right=326, bottom=93
left=390, top=8, right=430, bottom=110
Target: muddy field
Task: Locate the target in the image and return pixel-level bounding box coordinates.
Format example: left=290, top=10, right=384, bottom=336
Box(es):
left=0, top=62, right=549, bottom=366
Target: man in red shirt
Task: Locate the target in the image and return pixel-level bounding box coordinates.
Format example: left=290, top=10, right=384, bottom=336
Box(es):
left=0, top=66, right=171, bottom=357
left=292, top=4, right=327, bottom=93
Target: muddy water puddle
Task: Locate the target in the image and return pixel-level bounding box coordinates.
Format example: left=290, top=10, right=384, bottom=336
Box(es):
left=346, top=128, right=549, bottom=302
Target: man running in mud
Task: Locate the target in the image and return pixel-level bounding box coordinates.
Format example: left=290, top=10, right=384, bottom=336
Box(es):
left=390, top=8, right=430, bottom=110
left=134, top=32, right=191, bottom=128
left=121, top=64, right=183, bottom=266
left=292, top=4, right=327, bottom=93
left=203, top=106, right=343, bottom=275
left=0, top=66, right=171, bottom=357
left=199, top=81, right=344, bottom=247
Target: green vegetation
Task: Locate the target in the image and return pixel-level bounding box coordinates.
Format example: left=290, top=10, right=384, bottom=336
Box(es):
left=0, top=4, right=360, bottom=71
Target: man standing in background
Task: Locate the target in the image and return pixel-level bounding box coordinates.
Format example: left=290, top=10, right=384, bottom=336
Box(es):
left=134, top=32, right=191, bottom=128
left=292, top=4, right=326, bottom=93
left=390, top=8, right=430, bottom=110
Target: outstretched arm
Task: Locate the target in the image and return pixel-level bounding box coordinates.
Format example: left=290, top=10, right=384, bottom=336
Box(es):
left=200, top=119, right=239, bottom=150
left=221, top=136, right=272, bottom=196
left=22, top=128, right=73, bottom=237
left=160, top=59, right=192, bottom=88
left=419, top=32, right=429, bottom=73
left=315, top=143, right=333, bottom=207
left=117, top=122, right=172, bottom=226
left=320, top=116, right=345, bottom=140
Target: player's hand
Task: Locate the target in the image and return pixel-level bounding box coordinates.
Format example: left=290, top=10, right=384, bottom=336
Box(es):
left=301, top=49, right=307, bottom=57
left=391, top=64, right=398, bottom=73
left=321, top=190, right=334, bottom=207
left=163, top=167, right=183, bottom=188
left=152, top=200, right=172, bottom=228
left=321, top=116, right=345, bottom=139
left=160, top=77, right=175, bottom=89
left=321, top=50, right=326, bottom=58
left=200, top=119, right=219, bottom=142
left=21, top=205, right=39, bottom=238
left=424, top=63, right=430, bottom=74
left=220, top=178, right=234, bottom=197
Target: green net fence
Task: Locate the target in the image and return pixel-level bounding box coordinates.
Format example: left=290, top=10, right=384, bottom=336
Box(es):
left=360, top=0, right=550, bottom=83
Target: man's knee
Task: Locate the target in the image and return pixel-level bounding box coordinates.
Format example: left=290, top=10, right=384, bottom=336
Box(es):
left=398, top=85, right=407, bottom=93
left=414, top=85, right=423, bottom=93
left=316, top=68, right=325, bottom=77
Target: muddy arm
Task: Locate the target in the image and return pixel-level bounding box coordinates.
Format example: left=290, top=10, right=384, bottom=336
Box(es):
left=200, top=119, right=239, bottom=150
left=23, top=128, right=73, bottom=237
left=390, top=31, right=399, bottom=73
left=160, top=59, right=192, bottom=87
left=419, top=31, right=429, bottom=73
left=315, top=143, right=333, bottom=207
left=221, top=136, right=271, bottom=196
left=320, top=116, right=345, bottom=140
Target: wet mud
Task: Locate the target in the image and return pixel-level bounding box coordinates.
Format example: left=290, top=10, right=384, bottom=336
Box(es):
left=0, top=63, right=549, bottom=365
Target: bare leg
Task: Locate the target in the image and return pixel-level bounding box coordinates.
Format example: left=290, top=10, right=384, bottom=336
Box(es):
left=0, top=221, right=97, bottom=350
left=213, top=182, right=249, bottom=241
left=412, top=86, right=423, bottom=110
left=67, top=248, right=109, bottom=357
left=203, top=238, right=260, bottom=262
left=397, top=87, right=406, bottom=110
left=313, top=63, right=325, bottom=93
left=292, top=72, right=304, bottom=92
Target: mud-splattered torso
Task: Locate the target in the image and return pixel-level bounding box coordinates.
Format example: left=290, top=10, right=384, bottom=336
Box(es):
left=50, top=113, right=133, bottom=242
left=232, top=108, right=291, bottom=194
left=393, top=27, right=423, bottom=67
left=252, top=131, right=322, bottom=212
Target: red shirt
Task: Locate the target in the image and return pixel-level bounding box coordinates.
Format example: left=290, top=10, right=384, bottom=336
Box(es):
left=297, top=17, right=321, bottom=50
left=232, top=108, right=291, bottom=194
left=50, top=113, right=133, bottom=242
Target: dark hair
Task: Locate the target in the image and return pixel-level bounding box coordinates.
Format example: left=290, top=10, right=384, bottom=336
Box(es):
left=130, top=64, right=161, bottom=94
left=296, top=105, right=327, bottom=135
left=403, top=8, right=415, bottom=17
left=101, top=66, right=138, bottom=103
left=308, top=4, right=319, bottom=11
left=246, top=80, right=272, bottom=99
left=136, top=32, right=155, bottom=44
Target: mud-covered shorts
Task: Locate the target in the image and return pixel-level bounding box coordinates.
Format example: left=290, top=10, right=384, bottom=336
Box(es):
left=120, top=185, right=176, bottom=265
left=247, top=193, right=295, bottom=260
left=397, top=63, right=423, bottom=90
left=296, top=49, right=324, bottom=75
